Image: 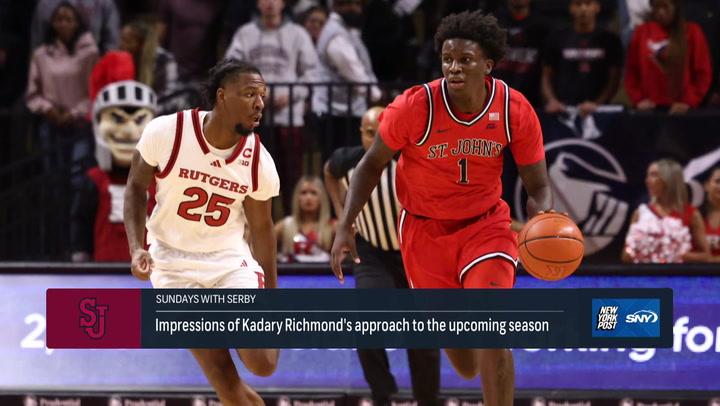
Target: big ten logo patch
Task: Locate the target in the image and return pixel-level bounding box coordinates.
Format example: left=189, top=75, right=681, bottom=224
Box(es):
left=241, top=148, right=252, bottom=167
left=78, top=297, right=109, bottom=339
left=515, top=139, right=629, bottom=255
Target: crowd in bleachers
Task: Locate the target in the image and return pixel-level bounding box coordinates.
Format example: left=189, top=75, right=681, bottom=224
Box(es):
left=1, top=0, right=720, bottom=263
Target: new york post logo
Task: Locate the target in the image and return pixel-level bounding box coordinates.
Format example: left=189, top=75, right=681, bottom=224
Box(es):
left=596, top=305, right=619, bottom=330
left=78, top=297, right=109, bottom=339
left=592, top=299, right=660, bottom=338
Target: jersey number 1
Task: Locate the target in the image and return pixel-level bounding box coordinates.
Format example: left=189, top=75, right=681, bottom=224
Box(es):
left=457, top=158, right=469, bottom=184
left=177, top=187, right=235, bottom=227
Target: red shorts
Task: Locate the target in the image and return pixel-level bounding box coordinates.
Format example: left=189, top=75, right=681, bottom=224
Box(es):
left=397, top=200, right=517, bottom=289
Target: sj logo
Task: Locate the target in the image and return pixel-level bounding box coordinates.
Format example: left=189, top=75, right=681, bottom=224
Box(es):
left=78, top=298, right=109, bottom=339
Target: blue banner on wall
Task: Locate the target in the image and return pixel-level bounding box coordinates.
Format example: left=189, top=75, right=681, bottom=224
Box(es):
left=2, top=273, right=719, bottom=391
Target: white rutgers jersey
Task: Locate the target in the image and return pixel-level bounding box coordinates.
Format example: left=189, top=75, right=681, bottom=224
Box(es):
left=137, top=109, right=279, bottom=256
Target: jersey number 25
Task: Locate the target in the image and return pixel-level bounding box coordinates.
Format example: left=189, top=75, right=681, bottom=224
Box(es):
left=177, top=187, right=235, bottom=227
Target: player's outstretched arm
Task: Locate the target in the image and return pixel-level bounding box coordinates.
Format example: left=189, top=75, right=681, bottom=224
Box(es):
left=244, top=197, right=278, bottom=288
left=124, top=150, right=156, bottom=280
left=518, top=159, right=553, bottom=218
left=330, top=135, right=395, bottom=283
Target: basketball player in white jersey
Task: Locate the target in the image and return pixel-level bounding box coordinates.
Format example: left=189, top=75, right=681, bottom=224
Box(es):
left=124, top=60, right=280, bottom=405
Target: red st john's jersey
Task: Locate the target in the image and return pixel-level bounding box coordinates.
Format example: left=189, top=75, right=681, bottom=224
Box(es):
left=379, top=76, right=545, bottom=220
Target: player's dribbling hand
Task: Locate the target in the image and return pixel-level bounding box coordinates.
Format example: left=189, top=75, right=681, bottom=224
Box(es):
left=330, top=225, right=360, bottom=285
left=131, top=249, right=154, bottom=281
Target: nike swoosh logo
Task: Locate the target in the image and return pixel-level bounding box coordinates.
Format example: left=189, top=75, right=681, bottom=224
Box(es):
left=489, top=281, right=501, bottom=287
left=437, top=128, right=450, bottom=133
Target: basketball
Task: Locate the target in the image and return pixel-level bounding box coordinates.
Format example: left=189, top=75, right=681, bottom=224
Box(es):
left=518, top=212, right=584, bottom=281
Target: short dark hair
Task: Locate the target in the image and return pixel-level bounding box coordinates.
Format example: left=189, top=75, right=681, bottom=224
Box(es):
left=434, top=10, right=507, bottom=63
left=203, top=59, right=263, bottom=107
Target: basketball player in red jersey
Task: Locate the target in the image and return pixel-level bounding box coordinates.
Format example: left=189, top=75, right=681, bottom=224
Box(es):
left=331, top=11, right=553, bottom=405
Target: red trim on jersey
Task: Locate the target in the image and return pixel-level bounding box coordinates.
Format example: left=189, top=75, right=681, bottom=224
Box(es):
left=706, top=218, right=720, bottom=234
left=156, top=111, right=183, bottom=179
left=191, top=108, right=210, bottom=154
left=459, top=251, right=518, bottom=283
left=502, top=80, right=512, bottom=144
left=251, top=134, right=262, bottom=192
left=648, top=202, right=695, bottom=226
left=225, top=135, right=249, bottom=164
left=646, top=203, right=663, bottom=220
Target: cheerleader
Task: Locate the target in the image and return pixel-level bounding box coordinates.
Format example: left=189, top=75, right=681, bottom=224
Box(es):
left=623, top=159, right=709, bottom=263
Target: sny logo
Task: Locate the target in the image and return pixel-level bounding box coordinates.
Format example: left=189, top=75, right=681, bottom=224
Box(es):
left=596, top=305, right=618, bottom=330
left=79, top=297, right=109, bottom=339
left=626, top=310, right=658, bottom=324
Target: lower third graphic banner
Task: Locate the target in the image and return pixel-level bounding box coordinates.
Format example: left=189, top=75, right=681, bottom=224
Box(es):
left=46, top=288, right=672, bottom=349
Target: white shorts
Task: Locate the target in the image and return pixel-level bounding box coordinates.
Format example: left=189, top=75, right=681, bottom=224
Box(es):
left=149, top=241, right=265, bottom=289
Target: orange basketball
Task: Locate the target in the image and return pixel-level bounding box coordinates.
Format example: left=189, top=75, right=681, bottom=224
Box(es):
left=518, top=212, right=584, bottom=281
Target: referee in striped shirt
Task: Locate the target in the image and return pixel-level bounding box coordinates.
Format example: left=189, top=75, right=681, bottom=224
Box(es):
left=324, top=107, right=440, bottom=406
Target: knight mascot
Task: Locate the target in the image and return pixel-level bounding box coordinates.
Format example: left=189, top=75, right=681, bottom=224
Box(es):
left=71, top=80, right=157, bottom=262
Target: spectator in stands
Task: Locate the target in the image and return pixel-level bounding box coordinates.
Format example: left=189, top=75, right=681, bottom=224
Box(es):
left=118, top=20, right=179, bottom=114
left=622, top=159, right=709, bottom=263
left=618, top=0, right=651, bottom=47
left=701, top=167, right=720, bottom=262
left=275, top=175, right=335, bottom=262
left=542, top=0, right=623, bottom=116
left=302, top=5, right=328, bottom=45
left=30, top=0, right=119, bottom=54
left=289, top=0, right=321, bottom=20
left=26, top=2, right=99, bottom=179
left=493, top=0, right=549, bottom=107
left=624, top=0, right=712, bottom=114
left=225, top=0, right=319, bottom=215
left=156, top=0, right=224, bottom=82
left=221, top=0, right=258, bottom=50
left=311, top=0, right=381, bottom=163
